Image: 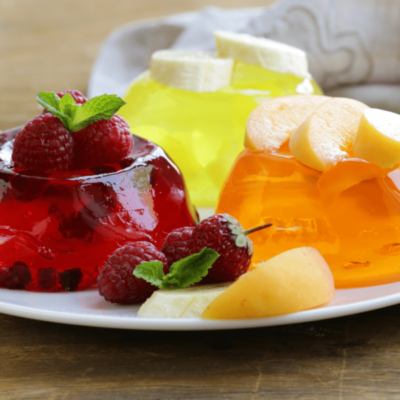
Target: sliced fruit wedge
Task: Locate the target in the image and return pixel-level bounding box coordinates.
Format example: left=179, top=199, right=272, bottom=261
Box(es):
left=202, top=247, right=335, bottom=320
left=138, top=283, right=231, bottom=318
left=353, top=108, right=400, bottom=169
left=214, top=30, right=309, bottom=78
left=150, top=50, right=234, bottom=92
left=245, top=95, right=330, bottom=151
left=289, top=98, right=368, bottom=171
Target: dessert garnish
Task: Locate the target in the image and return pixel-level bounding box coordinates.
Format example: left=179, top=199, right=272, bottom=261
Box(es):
left=36, top=91, right=125, bottom=133
left=97, top=214, right=271, bottom=304
left=97, top=241, right=169, bottom=304
left=245, top=94, right=330, bottom=152
left=185, top=214, right=272, bottom=283
left=134, top=247, right=219, bottom=290
left=161, top=226, right=195, bottom=267
left=352, top=108, right=400, bottom=168
left=13, top=91, right=131, bottom=172
left=202, top=247, right=335, bottom=319
left=42, top=90, right=88, bottom=114
left=138, top=247, right=335, bottom=319
left=289, top=97, right=368, bottom=170
left=12, top=113, right=74, bottom=171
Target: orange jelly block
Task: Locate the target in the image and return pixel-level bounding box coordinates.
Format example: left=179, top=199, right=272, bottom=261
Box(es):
left=216, top=148, right=400, bottom=288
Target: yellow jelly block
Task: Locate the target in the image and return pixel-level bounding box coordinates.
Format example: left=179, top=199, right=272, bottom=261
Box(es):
left=120, top=63, right=322, bottom=207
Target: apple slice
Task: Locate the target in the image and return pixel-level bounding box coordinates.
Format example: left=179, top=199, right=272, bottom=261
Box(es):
left=202, top=247, right=335, bottom=320
left=245, top=95, right=330, bottom=151
left=289, top=98, right=368, bottom=171
left=352, top=108, right=400, bottom=169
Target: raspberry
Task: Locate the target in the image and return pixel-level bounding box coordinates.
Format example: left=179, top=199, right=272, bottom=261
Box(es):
left=161, top=226, right=195, bottom=267
left=73, top=115, right=134, bottom=169
left=12, top=113, right=74, bottom=172
left=42, top=90, right=87, bottom=114
left=59, top=267, right=83, bottom=291
left=186, top=214, right=271, bottom=283
left=98, top=241, right=168, bottom=304
left=57, top=90, right=87, bottom=105
left=37, top=268, right=57, bottom=290
left=0, top=261, right=32, bottom=289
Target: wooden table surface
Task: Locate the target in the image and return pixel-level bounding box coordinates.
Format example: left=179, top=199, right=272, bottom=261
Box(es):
left=2, top=1, right=400, bottom=399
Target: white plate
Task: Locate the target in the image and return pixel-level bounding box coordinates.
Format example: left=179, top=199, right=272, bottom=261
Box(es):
left=1, top=281, right=400, bottom=330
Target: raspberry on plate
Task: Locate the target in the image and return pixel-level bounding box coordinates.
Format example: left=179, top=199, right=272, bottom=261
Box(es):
left=73, top=115, right=134, bottom=169
left=186, top=214, right=271, bottom=283
left=12, top=113, right=74, bottom=172
left=161, top=226, right=195, bottom=267
left=98, top=241, right=168, bottom=304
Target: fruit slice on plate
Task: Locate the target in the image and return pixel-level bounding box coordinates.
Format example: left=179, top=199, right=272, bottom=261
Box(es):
left=150, top=50, right=234, bottom=92
left=214, top=31, right=309, bottom=78
left=353, top=108, right=400, bottom=169
left=289, top=98, right=368, bottom=171
left=245, top=95, right=330, bottom=151
left=138, top=283, right=231, bottom=318
left=202, top=247, right=335, bottom=319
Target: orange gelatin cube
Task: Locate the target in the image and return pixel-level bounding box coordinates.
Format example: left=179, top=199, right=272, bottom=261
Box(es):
left=216, top=148, right=400, bottom=288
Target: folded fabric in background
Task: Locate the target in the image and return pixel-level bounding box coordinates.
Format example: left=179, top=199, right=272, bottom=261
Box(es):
left=88, top=0, right=400, bottom=112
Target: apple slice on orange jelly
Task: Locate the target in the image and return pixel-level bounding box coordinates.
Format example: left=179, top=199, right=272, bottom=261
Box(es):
left=245, top=94, right=330, bottom=152
left=353, top=108, right=400, bottom=169
left=289, top=98, right=368, bottom=171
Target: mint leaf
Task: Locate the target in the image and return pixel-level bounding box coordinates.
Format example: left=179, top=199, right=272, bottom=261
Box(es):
left=133, top=248, right=219, bottom=290
left=163, top=248, right=219, bottom=289
left=133, top=261, right=165, bottom=287
left=71, top=94, right=126, bottom=131
left=36, top=92, right=74, bottom=131
left=59, top=93, right=79, bottom=123
left=36, top=92, right=126, bottom=132
left=36, top=91, right=60, bottom=112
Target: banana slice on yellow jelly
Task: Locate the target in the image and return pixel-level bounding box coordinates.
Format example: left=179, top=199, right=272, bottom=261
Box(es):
left=150, top=50, right=234, bottom=93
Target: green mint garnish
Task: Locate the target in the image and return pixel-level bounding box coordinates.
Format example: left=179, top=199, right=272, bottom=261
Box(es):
left=133, top=247, right=220, bottom=290
left=36, top=91, right=126, bottom=132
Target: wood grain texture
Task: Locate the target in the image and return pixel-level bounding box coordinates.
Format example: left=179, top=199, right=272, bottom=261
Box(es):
left=2, top=1, right=400, bottom=399
left=1, top=304, right=400, bottom=399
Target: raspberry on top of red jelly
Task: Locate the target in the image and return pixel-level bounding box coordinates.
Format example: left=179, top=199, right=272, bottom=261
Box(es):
left=0, top=92, right=198, bottom=293
left=14, top=91, right=133, bottom=172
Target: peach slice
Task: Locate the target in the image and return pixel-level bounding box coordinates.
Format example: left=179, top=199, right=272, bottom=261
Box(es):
left=289, top=98, right=368, bottom=171
left=202, top=247, right=335, bottom=319
left=245, top=95, right=330, bottom=151
left=353, top=109, right=400, bottom=169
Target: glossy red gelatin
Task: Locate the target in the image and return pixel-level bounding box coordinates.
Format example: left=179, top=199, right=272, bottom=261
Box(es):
left=0, top=128, right=198, bottom=292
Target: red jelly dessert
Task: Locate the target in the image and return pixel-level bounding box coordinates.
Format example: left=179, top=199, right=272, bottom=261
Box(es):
left=0, top=126, right=198, bottom=292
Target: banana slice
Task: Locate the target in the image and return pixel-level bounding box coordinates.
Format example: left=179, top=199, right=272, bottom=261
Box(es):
left=150, top=50, right=234, bottom=93
left=215, top=30, right=309, bottom=78
left=138, top=283, right=231, bottom=318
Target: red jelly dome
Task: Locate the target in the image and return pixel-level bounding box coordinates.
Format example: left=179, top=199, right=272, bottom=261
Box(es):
left=0, top=127, right=198, bottom=292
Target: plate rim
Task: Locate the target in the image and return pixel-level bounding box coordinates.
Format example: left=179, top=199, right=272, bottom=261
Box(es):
left=1, top=283, right=400, bottom=331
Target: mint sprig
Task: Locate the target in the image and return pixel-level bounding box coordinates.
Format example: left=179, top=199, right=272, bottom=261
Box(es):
left=133, top=247, right=220, bottom=290
left=36, top=91, right=126, bottom=132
